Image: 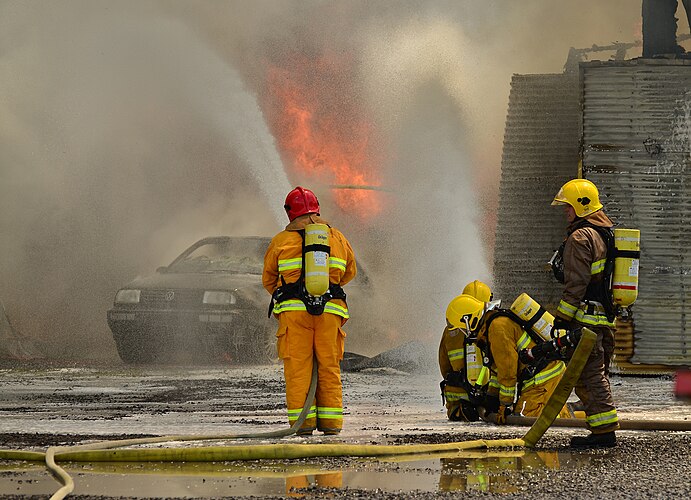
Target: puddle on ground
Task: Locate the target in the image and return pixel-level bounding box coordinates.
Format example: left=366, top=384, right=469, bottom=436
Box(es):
left=1, top=449, right=594, bottom=497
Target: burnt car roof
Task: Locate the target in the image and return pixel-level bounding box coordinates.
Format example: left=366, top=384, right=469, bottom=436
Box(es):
left=168, top=236, right=271, bottom=266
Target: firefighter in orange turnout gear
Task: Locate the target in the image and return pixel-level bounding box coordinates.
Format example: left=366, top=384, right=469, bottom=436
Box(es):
left=476, top=305, right=571, bottom=422
left=263, top=187, right=356, bottom=435
left=444, top=295, right=570, bottom=424
left=438, top=281, right=493, bottom=421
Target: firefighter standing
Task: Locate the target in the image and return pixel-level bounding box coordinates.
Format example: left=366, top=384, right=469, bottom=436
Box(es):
left=438, top=280, right=493, bottom=421
left=551, top=178, right=619, bottom=447
left=263, top=187, right=357, bottom=435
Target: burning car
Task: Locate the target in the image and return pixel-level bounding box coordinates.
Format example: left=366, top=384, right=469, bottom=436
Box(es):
left=108, top=236, right=276, bottom=364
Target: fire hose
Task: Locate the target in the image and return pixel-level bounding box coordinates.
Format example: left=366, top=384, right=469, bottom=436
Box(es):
left=1, top=360, right=321, bottom=500
left=1, top=328, right=689, bottom=500
left=483, top=329, right=691, bottom=433
left=3, top=332, right=592, bottom=498
left=480, top=413, right=691, bottom=431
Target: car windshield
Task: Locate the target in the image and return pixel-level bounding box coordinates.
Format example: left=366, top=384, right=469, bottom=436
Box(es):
left=168, top=238, right=268, bottom=274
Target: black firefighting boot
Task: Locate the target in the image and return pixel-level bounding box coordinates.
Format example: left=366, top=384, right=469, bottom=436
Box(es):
left=570, top=431, right=616, bottom=448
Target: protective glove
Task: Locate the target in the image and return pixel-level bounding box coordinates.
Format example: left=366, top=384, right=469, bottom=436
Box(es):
left=496, top=404, right=513, bottom=425
left=450, top=401, right=480, bottom=422
left=482, top=395, right=500, bottom=414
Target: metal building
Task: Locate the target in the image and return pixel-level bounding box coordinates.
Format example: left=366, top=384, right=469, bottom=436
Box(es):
left=494, top=58, right=691, bottom=371
left=582, top=58, right=691, bottom=368
left=493, top=71, right=581, bottom=315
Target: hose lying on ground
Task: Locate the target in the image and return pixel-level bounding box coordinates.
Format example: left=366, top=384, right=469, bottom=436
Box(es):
left=484, top=414, right=691, bottom=431
left=43, top=335, right=600, bottom=465
left=1, top=329, right=687, bottom=499
left=522, top=327, right=595, bottom=447
left=4, top=361, right=320, bottom=500
left=0, top=331, right=593, bottom=499
left=37, top=329, right=593, bottom=494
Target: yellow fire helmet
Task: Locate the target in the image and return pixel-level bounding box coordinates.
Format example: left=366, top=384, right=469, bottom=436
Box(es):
left=445, top=294, right=485, bottom=335
left=462, top=280, right=493, bottom=303
left=551, top=178, right=603, bottom=217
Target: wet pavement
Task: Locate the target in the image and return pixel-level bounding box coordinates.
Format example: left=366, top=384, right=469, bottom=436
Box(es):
left=0, top=362, right=689, bottom=498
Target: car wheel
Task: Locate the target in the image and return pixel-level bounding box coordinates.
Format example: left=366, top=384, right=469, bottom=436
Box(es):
left=232, top=320, right=277, bottom=365
left=258, top=324, right=278, bottom=365
left=113, top=332, right=159, bottom=364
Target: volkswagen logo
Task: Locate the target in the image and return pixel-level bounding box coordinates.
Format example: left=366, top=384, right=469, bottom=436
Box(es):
left=164, top=290, right=175, bottom=301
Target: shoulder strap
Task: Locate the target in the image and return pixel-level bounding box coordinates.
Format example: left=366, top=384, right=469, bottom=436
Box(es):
left=483, top=309, right=544, bottom=346
left=580, top=222, right=617, bottom=321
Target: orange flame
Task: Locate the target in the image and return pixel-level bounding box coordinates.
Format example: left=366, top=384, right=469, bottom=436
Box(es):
left=266, top=53, right=383, bottom=219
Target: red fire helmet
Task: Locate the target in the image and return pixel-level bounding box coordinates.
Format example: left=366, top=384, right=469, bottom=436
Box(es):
left=284, top=186, right=320, bottom=221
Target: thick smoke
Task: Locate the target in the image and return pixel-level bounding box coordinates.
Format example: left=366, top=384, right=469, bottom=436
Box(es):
left=0, top=0, right=642, bottom=361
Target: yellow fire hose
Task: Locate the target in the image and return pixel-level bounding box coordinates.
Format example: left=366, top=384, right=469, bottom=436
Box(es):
left=485, top=415, right=691, bottom=432
left=2, top=329, right=687, bottom=499
left=522, top=327, right=595, bottom=447
left=39, top=330, right=592, bottom=498
left=2, top=360, right=321, bottom=500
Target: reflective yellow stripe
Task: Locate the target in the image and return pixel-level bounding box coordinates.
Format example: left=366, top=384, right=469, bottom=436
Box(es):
left=522, top=361, right=566, bottom=390
left=488, top=376, right=499, bottom=390
left=516, top=332, right=531, bottom=351
left=324, top=302, right=350, bottom=318
left=273, top=299, right=350, bottom=319
left=444, top=389, right=470, bottom=402
left=288, top=405, right=317, bottom=421
left=278, top=258, right=302, bottom=271
left=278, top=258, right=346, bottom=272
left=317, top=407, right=343, bottom=419
left=499, top=384, right=515, bottom=399
left=574, top=308, right=615, bottom=327
left=557, top=300, right=615, bottom=327
left=557, top=300, right=577, bottom=319
left=273, top=299, right=307, bottom=313
left=586, top=409, right=618, bottom=427
left=329, top=257, right=347, bottom=271
left=448, top=348, right=464, bottom=361
left=591, top=259, right=606, bottom=274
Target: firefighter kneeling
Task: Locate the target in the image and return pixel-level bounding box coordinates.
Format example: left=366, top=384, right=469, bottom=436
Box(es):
left=439, top=289, right=571, bottom=423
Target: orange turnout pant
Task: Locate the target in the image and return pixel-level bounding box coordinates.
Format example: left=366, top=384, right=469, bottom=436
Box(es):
left=515, top=372, right=572, bottom=419
left=277, top=310, right=346, bottom=434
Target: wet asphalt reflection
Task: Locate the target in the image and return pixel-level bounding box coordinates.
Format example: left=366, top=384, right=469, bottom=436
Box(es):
left=2, top=448, right=591, bottom=497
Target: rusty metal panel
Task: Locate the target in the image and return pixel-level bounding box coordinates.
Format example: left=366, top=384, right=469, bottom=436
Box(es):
left=493, top=73, right=580, bottom=309
left=582, top=59, right=691, bottom=366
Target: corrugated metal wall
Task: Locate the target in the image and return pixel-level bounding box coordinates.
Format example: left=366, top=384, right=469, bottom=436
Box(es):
left=581, top=59, right=691, bottom=366
left=493, top=73, right=580, bottom=309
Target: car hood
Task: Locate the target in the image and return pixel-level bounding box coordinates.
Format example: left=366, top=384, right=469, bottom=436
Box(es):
left=122, top=272, right=263, bottom=291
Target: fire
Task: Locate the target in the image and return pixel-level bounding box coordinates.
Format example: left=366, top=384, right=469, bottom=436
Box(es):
left=265, top=53, right=383, bottom=220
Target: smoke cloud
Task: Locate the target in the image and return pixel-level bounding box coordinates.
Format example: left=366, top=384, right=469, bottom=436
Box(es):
left=0, top=0, right=641, bottom=361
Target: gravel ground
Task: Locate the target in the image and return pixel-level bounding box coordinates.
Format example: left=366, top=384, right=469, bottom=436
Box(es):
left=0, top=361, right=689, bottom=499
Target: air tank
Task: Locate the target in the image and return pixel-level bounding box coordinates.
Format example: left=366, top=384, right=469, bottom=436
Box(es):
left=304, top=223, right=330, bottom=297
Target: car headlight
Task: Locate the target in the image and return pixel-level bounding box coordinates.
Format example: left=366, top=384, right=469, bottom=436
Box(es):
left=115, top=289, right=141, bottom=304
left=203, top=290, right=236, bottom=305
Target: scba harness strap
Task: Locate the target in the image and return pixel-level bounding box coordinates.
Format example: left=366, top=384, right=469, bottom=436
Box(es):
left=267, top=229, right=347, bottom=317
left=475, top=309, right=559, bottom=402
left=553, top=220, right=617, bottom=321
